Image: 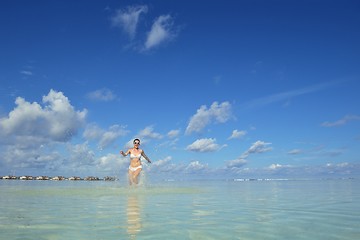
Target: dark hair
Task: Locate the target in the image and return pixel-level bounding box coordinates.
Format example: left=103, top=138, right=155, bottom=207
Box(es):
left=133, top=138, right=140, bottom=143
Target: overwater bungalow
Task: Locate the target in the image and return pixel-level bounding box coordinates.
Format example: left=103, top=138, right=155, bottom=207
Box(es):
left=19, top=176, right=33, bottom=180
left=84, top=176, right=100, bottom=181
left=2, top=175, right=17, bottom=180
left=36, top=176, right=50, bottom=180
left=68, top=176, right=82, bottom=181
left=51, top=176, right=65, bottom=181
left=104, top=176, right=116, bottom=181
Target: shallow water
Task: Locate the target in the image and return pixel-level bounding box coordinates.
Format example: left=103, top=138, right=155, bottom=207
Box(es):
left=0, top=179, right=359, bottom=239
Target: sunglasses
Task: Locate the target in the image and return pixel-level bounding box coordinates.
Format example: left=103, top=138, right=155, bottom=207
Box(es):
left=134, top=142, right=140, bottom=145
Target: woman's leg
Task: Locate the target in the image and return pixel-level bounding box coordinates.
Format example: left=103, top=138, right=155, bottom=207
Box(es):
left=128, top=169, right=135, bottom=185
left=132, top=168, right=142, bottom=184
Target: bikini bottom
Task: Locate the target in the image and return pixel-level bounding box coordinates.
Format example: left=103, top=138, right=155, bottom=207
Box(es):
left=129, top=165, right=142, bottom=172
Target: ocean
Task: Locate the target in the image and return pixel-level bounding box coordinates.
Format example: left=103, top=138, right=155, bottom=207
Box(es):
left=0, top=179, right=359, bottom=239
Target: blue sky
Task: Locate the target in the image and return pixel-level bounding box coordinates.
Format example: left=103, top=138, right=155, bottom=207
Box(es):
left=1, top=0, right=359, bottom=179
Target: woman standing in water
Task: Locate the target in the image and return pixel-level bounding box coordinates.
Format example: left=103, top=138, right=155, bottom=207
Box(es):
left=120, top=138, right=151, bottom=185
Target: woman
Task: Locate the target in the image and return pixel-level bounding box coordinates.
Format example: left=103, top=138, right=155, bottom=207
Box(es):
left=120, top=138, right=151, bottom=185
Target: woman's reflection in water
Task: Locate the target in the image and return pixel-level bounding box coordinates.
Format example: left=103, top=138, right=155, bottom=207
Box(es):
left=127, top=195, right=142, bottom=239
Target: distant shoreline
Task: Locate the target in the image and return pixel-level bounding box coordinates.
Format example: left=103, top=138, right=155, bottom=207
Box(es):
left=1, top=175, right=356, bottom=182
left=0, top=175, right=116, bottom=181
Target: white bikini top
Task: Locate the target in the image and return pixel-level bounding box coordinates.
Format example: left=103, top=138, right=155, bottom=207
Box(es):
left=130, top=153, right=141, bottom=160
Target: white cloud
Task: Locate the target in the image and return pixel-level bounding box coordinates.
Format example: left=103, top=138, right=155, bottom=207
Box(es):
left=144, top=15, right=176, bottom=50
left=227, top=162, right=360, bottom=178
left=124, top=126, right=163, bottom=148
left=86, top=88, right=117, bottom=101
left=83, top=124, right=128, bottom=149
left=99, top=126, right=127, bottom=148
left=321, top=115, right=360, bottom=127
left=149, top=157, right=208, bottom=174
left=97, top=153, right=128, bottom=172
left=83, top=124, right=103, bottom=140
left=244, top=81, right=340, bottom=109
left=110, top=5, right=179, bottom=52
left=242, top=140, right=272, bottom=158
left=0, top=90, right=92, bottom=176
left=66, top=142, right=96, bottom=167
left=146, top=159, right=360, bottom=178
left=288, top=149, right=302, bottom=155
left=228, top=129, right=247, bottom=140
left=226, top=158, right=247, bottom=169
left=224, top=140, right=272, bottom=171
left=111, top=5, right=148, bottom=39
left=185, top=161, right=208, bottom=172
left=152, top=156, right=172, bottom=167
left=186, top=101, right=232, bottom=135
left=326, top=162, right=349, bottom=168
left=138, top=126, right=163, bottom=139
left=1, top=140, right=106, bottom=177
left=316, top=162, right=358, bottom=176
left=167, top=129, right=180, bottom=138
left=186, top=138, right=225, bottom=152
left=20, top=70, right=33, bottom=76
left=148, top=156, right=180, bottom=173
left=0, top=89, right=87, bottom=144
left=1, top=144, right=61, bottom=169
left=268, top=163, right=283, bottom=170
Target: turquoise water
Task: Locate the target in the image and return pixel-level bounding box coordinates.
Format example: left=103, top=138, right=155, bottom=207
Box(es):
left=0, top=179, right=359, bottom=239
